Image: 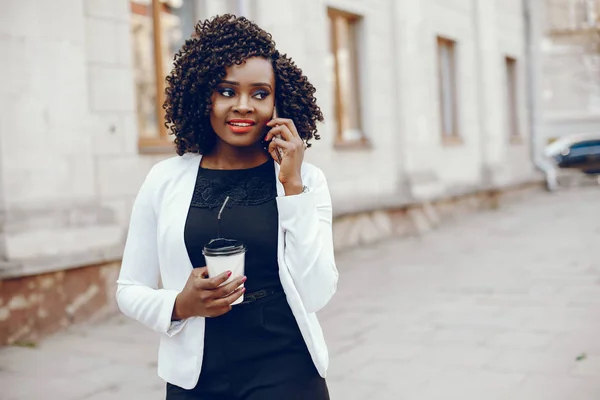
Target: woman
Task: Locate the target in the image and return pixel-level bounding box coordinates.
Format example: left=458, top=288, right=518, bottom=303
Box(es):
left=116, top=14, right=338, bottom=400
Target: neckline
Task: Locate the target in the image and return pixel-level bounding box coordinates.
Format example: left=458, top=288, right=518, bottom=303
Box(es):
left=199, top=159, right=273, bottom=172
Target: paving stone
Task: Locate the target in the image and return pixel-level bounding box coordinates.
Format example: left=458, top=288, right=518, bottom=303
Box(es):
left=409, top=368, right=524, bottom=400
left=429, top=326, right=499, bottom=345
left=407, top=344, right=499, bottom=369
left=485, top=331, right=555, bottom=350
left=571, top=355, right=600, bottom=377
left=485, top=349, right=578, bottom=374
left=327, top=377, right=381, bottom=400
left=507, top=375, right=600, bottom=400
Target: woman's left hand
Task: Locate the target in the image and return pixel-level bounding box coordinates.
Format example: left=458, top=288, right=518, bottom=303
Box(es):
left=266, top=118, right=305, bottom=195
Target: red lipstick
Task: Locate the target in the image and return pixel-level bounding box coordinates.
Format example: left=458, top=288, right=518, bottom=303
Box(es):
left=227, top=119, right=256, bottom=134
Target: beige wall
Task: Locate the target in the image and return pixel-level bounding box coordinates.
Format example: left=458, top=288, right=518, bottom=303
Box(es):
left=0, top=0, right=535, bottom=278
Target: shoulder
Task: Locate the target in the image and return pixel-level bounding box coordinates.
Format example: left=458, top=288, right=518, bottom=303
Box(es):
left=135, top=153, right=201, bottom=211
left=145, top=153, right=200, bottom=184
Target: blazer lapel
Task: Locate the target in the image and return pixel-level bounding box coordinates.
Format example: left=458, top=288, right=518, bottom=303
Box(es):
left=274, top=161, right=284, bottom=197
left=163, top=153, right=202, bottom=279
left=274, top=161, right=286, bottom=270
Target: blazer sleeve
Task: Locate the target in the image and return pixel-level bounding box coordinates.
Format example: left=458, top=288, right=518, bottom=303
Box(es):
left=116, top=166, right=187, bottom=336
left=276, top=167, right=339, bottom=313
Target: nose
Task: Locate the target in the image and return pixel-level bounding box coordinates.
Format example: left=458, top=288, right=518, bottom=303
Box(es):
left=233, top=94, right=253, bottom=115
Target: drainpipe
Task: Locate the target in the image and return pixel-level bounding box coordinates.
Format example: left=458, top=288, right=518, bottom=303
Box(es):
left=523, top=0, right=556, bottom=190
left=390, top=0, right=412, bottom=199
left=472, top=0, right=491, bottom=186
left=236, top=0, right=249, bottom=17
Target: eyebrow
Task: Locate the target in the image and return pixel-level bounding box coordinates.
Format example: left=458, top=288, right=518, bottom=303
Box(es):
left=220, top=80, right=272, bottom=89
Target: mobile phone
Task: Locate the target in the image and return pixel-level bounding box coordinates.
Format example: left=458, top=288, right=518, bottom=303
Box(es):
left=271, top=106, right=284, bottom=163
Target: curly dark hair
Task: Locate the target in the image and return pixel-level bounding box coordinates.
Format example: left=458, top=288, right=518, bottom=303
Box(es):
left=164, top=14, right=324, bottom=156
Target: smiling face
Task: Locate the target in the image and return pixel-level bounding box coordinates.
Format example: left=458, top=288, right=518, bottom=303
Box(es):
left=209, top=57, right=276, bottom=151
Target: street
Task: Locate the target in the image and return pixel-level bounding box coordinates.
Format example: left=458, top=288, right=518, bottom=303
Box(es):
left=1, top=187, right=600, bottom=399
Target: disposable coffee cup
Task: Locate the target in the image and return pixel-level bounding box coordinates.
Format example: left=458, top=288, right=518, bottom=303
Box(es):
left=202, top=238, right=246, bottom=305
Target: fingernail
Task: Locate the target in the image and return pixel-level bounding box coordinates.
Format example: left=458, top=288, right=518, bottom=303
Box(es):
left=241, top=276, right=247, bottom=282
left=227, top=271, right=232, bottom=277
left=242, top=288, right=246, bottom=292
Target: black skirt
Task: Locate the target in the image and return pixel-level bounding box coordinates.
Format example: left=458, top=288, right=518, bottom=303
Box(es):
left=165, top=291, right=330, bottom=400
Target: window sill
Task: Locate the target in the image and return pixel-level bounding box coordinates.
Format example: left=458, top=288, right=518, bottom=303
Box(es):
left=442, top=136, right=463, bottom=146
left=138, top=138, right=176, bottom=154
left=509, top=135, right=524, bottom=145
left=333, top=137, right=373, bottom=150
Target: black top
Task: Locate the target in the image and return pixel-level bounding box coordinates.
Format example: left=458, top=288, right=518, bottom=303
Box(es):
left=184, top=160, right=281, bottom=293
left=179, top=159, right=317, bottom=396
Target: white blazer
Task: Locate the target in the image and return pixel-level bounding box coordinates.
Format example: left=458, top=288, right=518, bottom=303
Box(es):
left=116, top=153, right=338, bottom=390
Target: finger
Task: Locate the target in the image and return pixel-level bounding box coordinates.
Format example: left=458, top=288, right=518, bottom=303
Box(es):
left=193, top=267, right=208, bottom=278
left=264, top=125, right=284, bottom=142
left=214, top=276, right=247, bottom=299
left=268, top=138, right=290, bottom=164
left=265, top=125, right=293, bottom=142
left=268, top=136, right=293, bottom=155
left=213, top=286, right=246, bottom=308
left=192, top=268, right=211, bottom=289
left=269, top=147, right=282, bottom=164
left=266, top=118, right=289, bottom=127
left=277, top=123, right=295, bottom=141
left=267, top=118, right=300, bottom=139
left=270, top=136, right=303, bottom=160
left=199, top=270, right=232, bottom=289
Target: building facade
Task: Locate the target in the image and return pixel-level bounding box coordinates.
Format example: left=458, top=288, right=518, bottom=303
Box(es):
left=536, top=0, right=600, bottom=146
left=0, top=0, right=536, bottom=345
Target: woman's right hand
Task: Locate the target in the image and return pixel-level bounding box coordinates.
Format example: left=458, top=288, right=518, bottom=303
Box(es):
left=172, top=267, right=246, bottom=320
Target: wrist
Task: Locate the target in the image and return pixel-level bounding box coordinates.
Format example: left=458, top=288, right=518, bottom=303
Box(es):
left=172, top=293, right=188, bottom=321
left=283, top=179, right=304, bottom=196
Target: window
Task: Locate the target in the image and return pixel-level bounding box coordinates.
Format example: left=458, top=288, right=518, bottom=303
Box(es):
left=437, top=37, right=459, bottom=141
left=547, top=0, right=598, bottom=32
left=573, top=0, right=599, bottom=27
left=130, top=0, right=203, bottom=151
left=505, top=57, right=520, bottom=140
left=328, top=8, right=365, bottom=145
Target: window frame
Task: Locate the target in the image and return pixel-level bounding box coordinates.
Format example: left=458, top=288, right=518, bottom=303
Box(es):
left=436, top=36, right=461, bottom=145
left=505, top=56, right=521, bottom=143
left=131, top=0, right=176, bottom=153
left=328, top=7, right=369, bottom=148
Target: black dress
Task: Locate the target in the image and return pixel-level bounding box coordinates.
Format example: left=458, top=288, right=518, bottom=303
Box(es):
left=166, top=160, right=330, bottom=400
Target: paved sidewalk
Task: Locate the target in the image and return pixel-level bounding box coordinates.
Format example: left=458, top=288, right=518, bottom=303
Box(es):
left=2, top=188, right=600, bottom=399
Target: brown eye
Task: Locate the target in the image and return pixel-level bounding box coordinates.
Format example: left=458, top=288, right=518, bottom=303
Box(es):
left=253, top=90, right=270, bottom=100
left=218, top=88, right=235, bottom=98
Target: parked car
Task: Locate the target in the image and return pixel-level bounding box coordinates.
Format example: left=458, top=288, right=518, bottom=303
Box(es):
left=544, top=134, right=600, bottom=176
left=553, top=139, right=600, bottom=175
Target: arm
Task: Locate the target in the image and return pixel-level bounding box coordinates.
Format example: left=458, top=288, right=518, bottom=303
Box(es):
left=276, top=168, right=338, bottom=313
left=115, top=167, right=186, bottom=336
